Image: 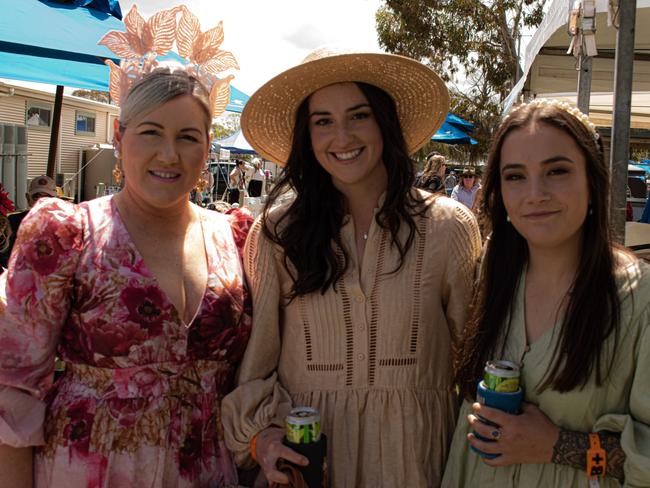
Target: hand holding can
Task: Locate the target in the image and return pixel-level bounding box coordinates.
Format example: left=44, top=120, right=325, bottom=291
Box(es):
left=470, top=360, right=524, bottom=459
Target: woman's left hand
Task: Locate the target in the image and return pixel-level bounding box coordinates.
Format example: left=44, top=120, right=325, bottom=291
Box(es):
left=467, top=401, right=561, bottom=466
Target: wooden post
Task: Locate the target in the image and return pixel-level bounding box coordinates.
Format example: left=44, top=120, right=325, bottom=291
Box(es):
left=46, top=85, right=64, bottom=178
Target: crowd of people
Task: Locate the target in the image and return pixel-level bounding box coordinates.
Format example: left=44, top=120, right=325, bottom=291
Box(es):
left=0, top=8, right=648, bottom=488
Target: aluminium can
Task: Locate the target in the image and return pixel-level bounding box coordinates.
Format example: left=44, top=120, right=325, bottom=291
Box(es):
left=483, top=360, right=520, bottom=393
left=285, top=406, right=321, bottom=444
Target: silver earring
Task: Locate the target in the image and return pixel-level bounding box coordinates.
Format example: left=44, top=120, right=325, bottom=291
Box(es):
left=113, top=149, right=120, bottom=159
left=589, top=207, right=593, bottom=216
left=506, top=215, right=511, bottom=222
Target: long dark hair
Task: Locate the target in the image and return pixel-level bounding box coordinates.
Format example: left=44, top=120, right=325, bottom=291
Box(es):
left=456, top=101, right=621, bottom=398
left=262, top=82, right=428, bottom=298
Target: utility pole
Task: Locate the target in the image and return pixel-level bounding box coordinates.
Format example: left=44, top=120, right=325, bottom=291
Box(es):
left=576, top=55, right=592, bottom=113
left=609, top=0, right=637, bottom=244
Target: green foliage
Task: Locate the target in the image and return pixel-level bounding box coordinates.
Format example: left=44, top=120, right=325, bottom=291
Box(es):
left=376, top=0, right=546, bottom=162
left=212, top=112, right=241, bottom=140
left=71, top=89, right=110, bottom=104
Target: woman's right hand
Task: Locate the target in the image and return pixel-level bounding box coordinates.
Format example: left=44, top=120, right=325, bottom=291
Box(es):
left=255, top=426, right=309, bottom=485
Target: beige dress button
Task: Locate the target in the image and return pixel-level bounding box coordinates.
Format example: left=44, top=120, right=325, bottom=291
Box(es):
left=358, top=353, right=365, bottom=361
left=354, top=295, right=364, bottom=303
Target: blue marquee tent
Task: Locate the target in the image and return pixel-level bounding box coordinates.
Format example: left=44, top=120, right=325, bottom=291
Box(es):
left=212, top=130, right=256, bottom=155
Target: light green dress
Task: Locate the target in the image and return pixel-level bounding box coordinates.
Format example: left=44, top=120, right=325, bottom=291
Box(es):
left=442, top=257, right=650, bottom=488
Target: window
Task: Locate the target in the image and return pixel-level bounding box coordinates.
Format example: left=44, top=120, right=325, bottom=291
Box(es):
left=25, top=101, right=52, bottom=128
left=75, top=111, right=96, bottom=135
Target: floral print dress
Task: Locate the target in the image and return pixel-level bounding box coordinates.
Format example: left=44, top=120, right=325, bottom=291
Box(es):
left=0, top=196, right=252, bottom=488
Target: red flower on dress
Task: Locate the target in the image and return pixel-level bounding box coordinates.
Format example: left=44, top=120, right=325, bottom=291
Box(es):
left=92, top=320, right=148, bottom=357
left=0, top=184, right=14, bottom=217
left=226, top=208, right=253, bottom=255
left=120, top=285, right=170, bottom=336
left=63, top=398, right=94, bottom=453
left=177, top=417, right=203, bottom=481
left=21, top=215, right=81, bottom=275
left=187, top=287, right=250, bottom=362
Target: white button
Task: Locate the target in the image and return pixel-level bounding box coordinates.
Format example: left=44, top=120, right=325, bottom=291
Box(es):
left=358, top=353, right=365, bottom=361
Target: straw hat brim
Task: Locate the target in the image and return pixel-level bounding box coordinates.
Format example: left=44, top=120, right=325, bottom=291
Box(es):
left=241, top=52, right=450, bottom=166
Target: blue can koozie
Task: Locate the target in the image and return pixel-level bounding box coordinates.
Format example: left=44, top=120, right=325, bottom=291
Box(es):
left=470, top=380, right=523, bottom=459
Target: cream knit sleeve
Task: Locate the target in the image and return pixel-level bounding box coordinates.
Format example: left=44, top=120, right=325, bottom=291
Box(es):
left=441, top=202, right=482, bottom=343
left=221, top=217, right=293, bottom=468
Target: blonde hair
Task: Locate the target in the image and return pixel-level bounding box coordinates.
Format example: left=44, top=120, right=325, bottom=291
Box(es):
left=119, top=67, right=211, bottom=133
left=421, top=154, right=446, bottom=179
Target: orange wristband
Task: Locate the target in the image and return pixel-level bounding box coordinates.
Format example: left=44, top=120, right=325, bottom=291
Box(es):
left=586, top=433, right=606, bottom=479
left=250, top=432, right=259, bottom=462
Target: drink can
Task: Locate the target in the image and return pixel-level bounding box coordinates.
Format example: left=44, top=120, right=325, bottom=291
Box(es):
left=483, top=360, right=520, bottom=393
left=285, top=407, right=321, bottom=444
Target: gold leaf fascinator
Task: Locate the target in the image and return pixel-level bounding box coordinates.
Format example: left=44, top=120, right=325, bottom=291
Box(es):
left=98, top=4, right=239, bottom=118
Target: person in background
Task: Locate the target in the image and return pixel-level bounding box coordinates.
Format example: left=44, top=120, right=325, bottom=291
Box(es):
left=222, top=48, right=481, bottom=487
left=444, top=170, right=457, bottom=196
left=247, top=158, right=266, bottom=198
left=228, top=159, right=247, bottom=204
left=443, top=99, right=650, bottom=487
left=415, top=152, right=447, bottom=195
left=0, top=175, right=58, bottom=269
left=451, top=168, right=481, bottom=211
left=0, top=67, right=253, bottom=487
left=0, top=184, right=15, bottom=268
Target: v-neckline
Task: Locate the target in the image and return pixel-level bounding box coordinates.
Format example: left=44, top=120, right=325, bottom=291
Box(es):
left=517, top=270, right=562, bottom=351
left=111, top=197, right=210, bottom=328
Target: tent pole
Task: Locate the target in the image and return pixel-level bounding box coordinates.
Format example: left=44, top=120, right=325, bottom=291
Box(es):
left=46, top=85, right=64, bottom=178
left=609, top=0, right=637, bottom=244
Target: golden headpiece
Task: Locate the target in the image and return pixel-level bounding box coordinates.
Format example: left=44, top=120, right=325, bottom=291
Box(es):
left=508, top=98, right=599, bottom=141
left=98, top=5, right=238, bottom=118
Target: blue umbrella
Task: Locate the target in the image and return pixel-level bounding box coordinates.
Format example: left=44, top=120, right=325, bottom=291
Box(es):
left=432, top=120, right=478, bottom=145
left=445, top=113, right=474, bottom=131
left=0, top=0, right=249, bottom=112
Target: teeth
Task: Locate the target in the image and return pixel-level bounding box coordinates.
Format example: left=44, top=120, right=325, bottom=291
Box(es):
left=334, top=149, right=361, bottom=161
left=151, top=170, right=178, bottom=179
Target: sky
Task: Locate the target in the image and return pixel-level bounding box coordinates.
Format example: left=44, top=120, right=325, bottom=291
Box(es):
left=120, top=0, right=384, bottom=97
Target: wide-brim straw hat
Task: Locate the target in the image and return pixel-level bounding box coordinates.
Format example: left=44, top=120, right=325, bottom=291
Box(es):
left=241, top=48, right=450, bottom=165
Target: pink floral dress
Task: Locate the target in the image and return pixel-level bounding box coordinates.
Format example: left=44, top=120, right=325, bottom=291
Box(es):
left=0, top=196, right=252, bottom=488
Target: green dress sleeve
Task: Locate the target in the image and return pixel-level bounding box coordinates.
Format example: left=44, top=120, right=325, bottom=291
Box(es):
left=592, top=300, right=650, bottom=487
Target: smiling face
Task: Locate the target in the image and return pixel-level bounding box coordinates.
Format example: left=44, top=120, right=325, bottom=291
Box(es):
left=114, top=95, right=210, bottom=210
left=500, top=121, right=590, bottom=252
left=461, top=174, right=476, bottom=190
left=307, top=82, right=386, bottom=196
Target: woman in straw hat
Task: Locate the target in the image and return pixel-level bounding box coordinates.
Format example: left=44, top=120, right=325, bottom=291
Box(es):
left=222, top=48, right=481, bottom=487
left=0, top=6, right=252, bottom=487
left=442, top=100, right=650, bottom=487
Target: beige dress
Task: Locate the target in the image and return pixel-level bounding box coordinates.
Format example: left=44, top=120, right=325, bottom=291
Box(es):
left=222, top=192, right=482, bottom=487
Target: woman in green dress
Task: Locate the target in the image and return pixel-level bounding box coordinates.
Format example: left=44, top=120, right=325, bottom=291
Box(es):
left=442, top=99, right=650, bottom=487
